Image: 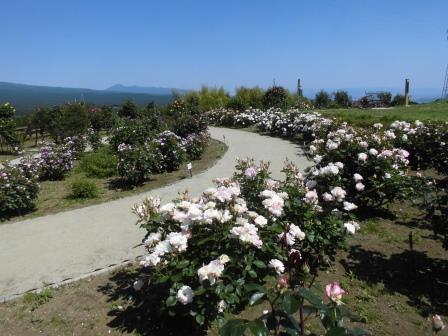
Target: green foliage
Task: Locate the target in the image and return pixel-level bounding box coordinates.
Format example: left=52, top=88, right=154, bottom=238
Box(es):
left=228, top=87, right=265, bottom=111
left=0, top=163, right=40, bottom=218
left=391, top=94, right=406, bottom=106
left=23, top=288, right=53, bottom=311
left=0, top=102, right=20, bottom=152
left=116, top=141, right=160, bottom=185
left=183, top=86, right=230, bottom=112
left=70, top=179, right=99, bottom=199
left=378, top=92, right=392, bottom=106
left=263, top=86, right=288, bottom=109
left=78, top=147, right=117, bottom=178
left=60, top=102, right=90, bottom=138
left=315, top=90, right=332, bottom=108
left=109, top=118, right=156, bottom=151
left=89, top=106, right=118, bottom=131
left=333, top=90, right=351, bottom=108
left=119, top=99, right=139, bottom=119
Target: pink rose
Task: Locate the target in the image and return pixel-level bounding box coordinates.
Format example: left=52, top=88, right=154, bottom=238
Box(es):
left=326, top=282, right=346, bottom=304
left=244, top=166, right=257, bottom=179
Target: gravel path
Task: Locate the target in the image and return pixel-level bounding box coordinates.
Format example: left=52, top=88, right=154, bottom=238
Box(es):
left=0, top=127, right=310, bottom=300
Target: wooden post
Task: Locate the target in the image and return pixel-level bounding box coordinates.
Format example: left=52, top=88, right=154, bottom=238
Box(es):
left=404, top=79, right=410, bottom=107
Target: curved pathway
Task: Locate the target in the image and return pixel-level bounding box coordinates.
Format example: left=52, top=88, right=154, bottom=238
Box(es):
left=0, top=127, right=310, bottom=300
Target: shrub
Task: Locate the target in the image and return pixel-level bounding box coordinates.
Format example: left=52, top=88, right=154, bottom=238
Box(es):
left=130, top=159, right=355, bottom=330
left=63, top=135, right=86, bottom=159
left=183, top=86, right=230, bottom=112
left=0, top=164, right=40, bottom=217
left=227, top=86, right=265, bottom=111
left=116, top=142, right=160, bottom=185
left=378, top=91, right=392, bottom=106
left=60, top=102, right=90, bottom=139
left=0, top=102, right=20, bottom=153
left=37, top=142, right=74, bottom=181
left=333, top=90, right=351, bottom=108
left=181, top=132, right=210, bottom=160
left=109, top=119, right=155, bottom=151
left=70, top=180, right=99, bottom=199
left=315, top=90, right=331, bottom=108
left=154, top=131, right=185, bottom=172
left=391, top=94, right=406, bottom=106
left=172, top=110, right=208, bottom=137
left=89, top=106, right=118, bottom=131
left=119, top=99, right=139, bottom=119
left=263, top=86, right=288, bottom=109
left=87, top=127, right=101, bottom=151
left=79, top=147, right=117, bottom=178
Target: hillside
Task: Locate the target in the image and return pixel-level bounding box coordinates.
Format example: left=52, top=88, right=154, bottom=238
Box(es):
left=0, top=82, right=174, bottom=116
left=106, top=84, right=189, bottom=95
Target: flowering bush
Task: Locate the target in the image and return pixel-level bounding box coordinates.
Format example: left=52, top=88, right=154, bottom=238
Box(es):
left=109, top=119, right=155, bottom=152
left=130, top=159, right=358, bottom=330
left=116, top=142, right=160, bottom=185
left=87, top=127, right=101, bottom=151
left=154, top=131, right=185, bottom=173
left=181, top=131, right=210, bottom=160
left=37, top=142, right=74, bottom=181
left=308, top=124, right=415, bottom=209
left=0, top=164, right=40, bottom=217
left=63, top=135, right=86, bottom=159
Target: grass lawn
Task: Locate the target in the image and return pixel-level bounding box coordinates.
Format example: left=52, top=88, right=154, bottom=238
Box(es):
left=320, top=101, right=448, bottom=127
left=3, top=139, right=227, bottom=223
left=0, top=194, right=446, bottom=335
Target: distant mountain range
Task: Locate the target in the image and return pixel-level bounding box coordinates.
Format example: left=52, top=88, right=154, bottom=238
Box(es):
left=0, top=82, right=181, bottom=116
left=106, top=84, right=189, bottom=95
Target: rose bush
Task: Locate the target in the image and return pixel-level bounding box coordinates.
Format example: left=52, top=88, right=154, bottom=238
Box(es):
left=0, top=163, right=40, bottom=217
left=181, top=131, right=210, bottom=161
left=116, top=142, right=160, bottom=185
left=153, top=131, right=185, bottom=173
left=130, top=159, right=359, bottom=331
left=37, top=141, right=75, bottom=181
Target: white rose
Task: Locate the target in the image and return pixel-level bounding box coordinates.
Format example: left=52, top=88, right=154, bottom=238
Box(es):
left=177, top=285, right=194, bottom=305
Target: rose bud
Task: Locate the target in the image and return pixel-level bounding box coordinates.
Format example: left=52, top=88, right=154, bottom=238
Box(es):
left=288, top=249, right=302, bottom=267
left=302, top=262, right=310, bottom=274
left=277, top=275, right=288, bottom=288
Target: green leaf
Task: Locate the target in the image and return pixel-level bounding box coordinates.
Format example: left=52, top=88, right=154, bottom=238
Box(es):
left=253, top=260, right=267, bottom=269
left=245, top=283, right=266, bottom=293
left=196, top=314, right=205, bottom=325
left=165, top=295, right=177, bottom=307
left=279, top=314, right=301, bottom=335
left=219, top=319, right=248, bottom=336
left=281, top=293, right=300, bottom=314
left=325, top=326, right=347, bottom=336
left=194, top=286, right=206, bottom=296
left=248, top=270, right=258, bottom=278
left=249, top=292, right=265, bottom=306
left=248, top=320, right=269, bottom=336
left=298, top=287, right=324, bottom=308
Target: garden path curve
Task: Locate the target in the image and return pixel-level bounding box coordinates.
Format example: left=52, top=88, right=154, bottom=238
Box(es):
left=0, top=127, right=310, bottom=300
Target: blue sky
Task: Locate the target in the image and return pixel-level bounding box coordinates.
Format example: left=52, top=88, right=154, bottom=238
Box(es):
left=0, top=0, right=447, bottom=92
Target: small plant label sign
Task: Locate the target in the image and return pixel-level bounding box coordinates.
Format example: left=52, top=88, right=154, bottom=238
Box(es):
left=187, top=162, right=192, bottom=176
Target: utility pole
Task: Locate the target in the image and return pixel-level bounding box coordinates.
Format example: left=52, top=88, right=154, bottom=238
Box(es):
left=297, top=78, right=303, bottom=97
left=442, top=29, right=448, bottom=100
left=404, top=79, right=410, bottom=107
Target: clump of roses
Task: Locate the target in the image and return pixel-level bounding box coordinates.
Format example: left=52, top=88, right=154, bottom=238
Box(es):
left=129, top=158, right=360, bottom=332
